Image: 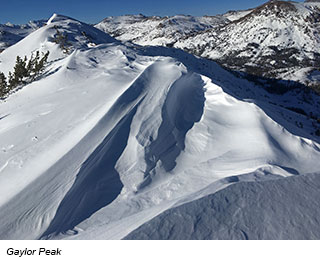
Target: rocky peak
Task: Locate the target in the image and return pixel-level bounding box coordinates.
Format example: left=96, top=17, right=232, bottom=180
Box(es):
left=235, top=0, right=297, bottom=22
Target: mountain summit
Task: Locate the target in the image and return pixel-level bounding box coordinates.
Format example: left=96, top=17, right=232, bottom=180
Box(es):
left=94, top=1, right=320, bottom=89
left=174, top=0, right=320, bottom=87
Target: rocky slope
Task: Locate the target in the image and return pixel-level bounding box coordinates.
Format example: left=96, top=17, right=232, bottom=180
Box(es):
left=174, top=0, right=320, bottom=88
left=95, top=1, right=320, bottom=91
left=95, top=14, right=230, bottom=47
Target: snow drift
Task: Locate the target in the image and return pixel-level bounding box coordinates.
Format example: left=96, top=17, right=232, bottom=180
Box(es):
left=125, top=173, right=320, bottom=240
left=0, top=14, right=320, bottom=240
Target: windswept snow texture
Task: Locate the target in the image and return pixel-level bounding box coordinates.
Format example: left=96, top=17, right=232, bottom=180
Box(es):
left=0, top=13, right=320, bottom=240
left=125, top=173, right=320, bottom=240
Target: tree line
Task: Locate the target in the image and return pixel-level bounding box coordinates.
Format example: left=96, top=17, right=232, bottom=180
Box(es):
left=0, top=50, right=49, bottom=98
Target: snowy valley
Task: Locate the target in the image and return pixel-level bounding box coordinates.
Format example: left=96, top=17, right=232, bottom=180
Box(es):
left=0, top=0, right=320, bottom=240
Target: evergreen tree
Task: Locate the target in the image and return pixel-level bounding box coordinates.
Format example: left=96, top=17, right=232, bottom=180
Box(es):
left=26, top=53, right=34, bottom=78
left=34, top=51, right=50, bottom=76
left=31, top=51, right=40, bottom=80
left=1, top=50, right=50, bottom=99
left=22, top=56, right=29, bottom=78
left=0, top=72, right=8, bottom=97
left=13, top=56, right=28, bottom=85
left=8, top=71, right=15, bottom=89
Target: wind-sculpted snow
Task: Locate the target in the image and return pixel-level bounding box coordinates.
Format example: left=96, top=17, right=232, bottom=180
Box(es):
left=40, top=106, right=135, bottom=237
left=0, top=14, right=320, bottom=239
left=124, top=173, right=320, bottom=240
left=41, top=60, right=204, bottom=237
left=138, top=73, right=205, bottom=189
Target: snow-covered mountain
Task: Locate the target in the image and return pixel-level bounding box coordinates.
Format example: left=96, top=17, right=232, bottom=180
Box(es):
left=0, top=30, right=23, bottom=52
left=95, top=1, right=320, bottom=90
left=0, top=20, right=46, bottom=52
left=95, top=14, right=229, bottom=47
left=0, top=13, right=320, bottom=240
left=174, top=0, right=320, bottom=88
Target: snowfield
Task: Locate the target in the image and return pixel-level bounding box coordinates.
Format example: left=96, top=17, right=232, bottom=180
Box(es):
left=0, top=14, right=320, bottom=240
left=125, top=173, right=320, bottom=240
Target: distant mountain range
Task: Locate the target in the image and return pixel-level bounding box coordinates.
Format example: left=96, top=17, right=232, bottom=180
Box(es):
left=95, top=0, right=320, bottom=90
left=0, top=20, right=46, bottom=52
left=1, top=1, right=320, bottom=90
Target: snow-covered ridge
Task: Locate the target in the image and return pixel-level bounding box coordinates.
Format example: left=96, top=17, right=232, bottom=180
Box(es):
left=94, top=1, right=319, bottom=87
left=0, top=13, right=320, bottom=240
left=2, top=1, right=320, bottom=86
left=0, top=14, right=116, bottom=75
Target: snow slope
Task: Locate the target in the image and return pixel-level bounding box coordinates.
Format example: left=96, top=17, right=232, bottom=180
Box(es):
left=0, top=14, right=320, bottom=240
left=125, top=173, right=320, bottom=240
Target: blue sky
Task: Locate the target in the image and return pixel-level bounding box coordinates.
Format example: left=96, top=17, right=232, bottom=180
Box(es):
left=1, top=0, right=304, bottom=25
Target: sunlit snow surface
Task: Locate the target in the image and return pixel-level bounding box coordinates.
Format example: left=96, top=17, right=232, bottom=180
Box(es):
left=0, top=14, right=319, bottom=240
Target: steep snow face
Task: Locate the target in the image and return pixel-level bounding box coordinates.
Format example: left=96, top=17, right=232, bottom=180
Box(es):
left=0, top=14, right=320, bottom=240
left=174, top=1, right=320, bottom=84
left=95, top=14, right=227, bottom=46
